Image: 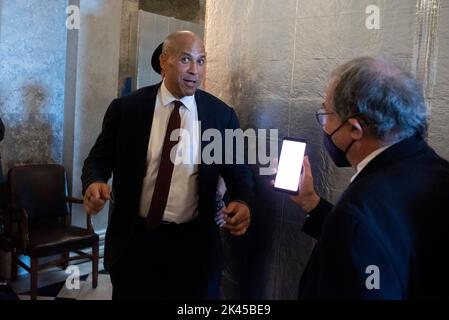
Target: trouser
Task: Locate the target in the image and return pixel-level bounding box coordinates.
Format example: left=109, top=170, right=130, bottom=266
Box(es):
left=109, top=217, right=221, bottom=300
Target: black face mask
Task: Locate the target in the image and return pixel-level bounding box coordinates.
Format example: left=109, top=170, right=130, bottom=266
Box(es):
left=323, top=121, right=355, bottom=167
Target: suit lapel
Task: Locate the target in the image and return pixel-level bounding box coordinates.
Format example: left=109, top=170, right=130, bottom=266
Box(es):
left=195, top=90, right=214, bottom=219
left=136, top=83, right=161, bottom=179
left=195, top=89, right=212, bottom=146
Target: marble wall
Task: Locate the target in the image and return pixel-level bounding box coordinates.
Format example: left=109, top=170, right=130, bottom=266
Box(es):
left=0, top=0, right=68, bottom=171
left=118, top=0, right=139, bottom=95
left=428, top=2, right=449, bottom=160
left=69, top=0, right=123, bottom=231
left=139, top=0, right=205, bottom=24
left=205, top=0, right=448, bottom=299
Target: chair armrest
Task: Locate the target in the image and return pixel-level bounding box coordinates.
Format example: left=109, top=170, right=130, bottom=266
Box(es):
left=65, top=197, right=94, bottom=233
left=86, top=214, right=94, bottom=233
left=66, top=197, right=83, bottom=204
left=7, top=206, right=29, bottom=249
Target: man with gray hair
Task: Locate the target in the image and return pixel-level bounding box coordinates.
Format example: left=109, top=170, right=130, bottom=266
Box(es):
left=291, top=57, right=449, bottom=299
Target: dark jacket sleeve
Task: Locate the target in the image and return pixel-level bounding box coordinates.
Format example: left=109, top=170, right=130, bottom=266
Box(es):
left=301, top=198, right=334, bottom=239
left=300, top=204, right=404, bottom=299
left=0, top=117, right=4, bottom=142
left=220, top=109, right=254, bottom=212
left=81, top=99, right=120, bottom=194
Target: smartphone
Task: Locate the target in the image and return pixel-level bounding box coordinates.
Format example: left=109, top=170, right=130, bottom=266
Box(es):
left=273, top=138, right=307, bottom=195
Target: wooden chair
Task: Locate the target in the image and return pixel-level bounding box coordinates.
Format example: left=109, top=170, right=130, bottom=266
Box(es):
left=6, top=164, right=98, bottom=300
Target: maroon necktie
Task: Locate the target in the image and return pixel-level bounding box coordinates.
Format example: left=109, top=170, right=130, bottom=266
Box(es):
left=145, top=100, right=182, bottom=230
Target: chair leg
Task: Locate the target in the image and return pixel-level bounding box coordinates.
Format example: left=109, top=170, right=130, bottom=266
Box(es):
left=92, top=242, right=98, bottom=289
left=60, top=252, right=69, bottom=270
left=10, top=249, right=18, bottom=281
left=30, top=258, right=38, bottom=300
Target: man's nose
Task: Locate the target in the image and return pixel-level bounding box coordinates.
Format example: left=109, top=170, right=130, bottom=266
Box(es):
left=188, top=61, right=199, bottom=74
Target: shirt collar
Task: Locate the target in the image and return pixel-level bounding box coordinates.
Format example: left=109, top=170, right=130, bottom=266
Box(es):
left=160, top=80, right=195, bottom=112
left=350, top=143, right=394, bottom=182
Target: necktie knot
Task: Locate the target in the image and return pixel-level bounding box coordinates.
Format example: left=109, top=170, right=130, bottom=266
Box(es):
left=173, top=100, right=183, bottom=111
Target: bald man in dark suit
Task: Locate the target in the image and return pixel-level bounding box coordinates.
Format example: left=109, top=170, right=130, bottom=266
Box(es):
left=82, top=31, right=254, bottom=300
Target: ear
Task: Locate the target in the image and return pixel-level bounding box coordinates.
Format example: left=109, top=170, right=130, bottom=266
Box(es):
left=347, top=118, right=364, bottom=141
left=159, top=53, right=167, bottom=73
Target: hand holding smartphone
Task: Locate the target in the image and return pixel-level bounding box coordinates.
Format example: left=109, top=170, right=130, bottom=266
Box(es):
left=273, top=138, right=307, bottom=195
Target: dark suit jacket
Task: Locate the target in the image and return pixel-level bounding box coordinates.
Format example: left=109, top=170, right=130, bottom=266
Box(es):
left=0, top=117, right=4, bottom=179
left=299, top=136, right=449, bottom=299
left=82, top=83, right=254, bottom=272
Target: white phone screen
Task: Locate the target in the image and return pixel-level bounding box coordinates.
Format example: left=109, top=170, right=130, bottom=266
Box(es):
left=274, top=139, right=306, bottom=194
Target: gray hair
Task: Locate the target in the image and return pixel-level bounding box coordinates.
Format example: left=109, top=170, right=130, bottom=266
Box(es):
left=331, top=57, right=428, bottom=142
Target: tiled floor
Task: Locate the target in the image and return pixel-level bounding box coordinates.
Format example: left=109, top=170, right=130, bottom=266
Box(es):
left=58, top=273, right=112, bottom=300
left=8, top=258, right=112, bottom=300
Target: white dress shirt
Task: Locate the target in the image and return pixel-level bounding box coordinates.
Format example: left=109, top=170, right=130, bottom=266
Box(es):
left=350, top=144, right=394, bottom=183
left=138, top=81, right=200, bottom=223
